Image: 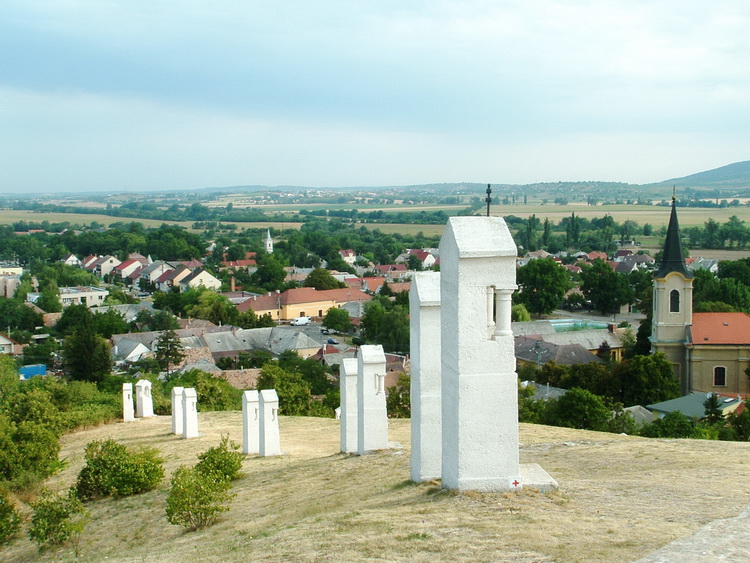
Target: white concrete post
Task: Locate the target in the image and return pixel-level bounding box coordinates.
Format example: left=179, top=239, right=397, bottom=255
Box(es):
left=440, top=216, right=521, bottom=491
left=135, top=379, right=154, bottom=418
left=357, top=344, right=389, bottom=454
left=242, top=390, right=260, bottom=455
left=182, top=387, right=199, bottom=439
left=171, top=386, right=184, bottom=435
left=122, top=383, right=135, bottom=422
left=340, top=357, right=359, bottom=453
left=410, top=271, right=442, bottom=482
left=259, top=389, right=281, bottom=456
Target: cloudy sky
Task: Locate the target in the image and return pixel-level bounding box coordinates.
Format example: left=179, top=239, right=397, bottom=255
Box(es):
left=1, top=1, right=749, bottom=193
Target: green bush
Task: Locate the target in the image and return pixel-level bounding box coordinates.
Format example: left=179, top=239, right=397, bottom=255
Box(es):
left=196, top=436, right=244, bottom=481
left=12, top=421, right=62, bottom=481
left=75, top=439, right=164, bottom=500
left=28, top=489, right=88, bottom=551
left=0, top=492, right=22, bottom=545
left=165, top=466, right=234, bottom=531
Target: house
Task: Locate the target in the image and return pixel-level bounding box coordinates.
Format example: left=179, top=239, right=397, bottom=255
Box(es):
left=0, top=274, right=22, bottom=298
left=178, top=268, right=221, bottom=292
left=339, top=249, right=357, bottom=266
left=687, top=256, right=719, bottom=275
left=61, top=253, right=81, bottom=267
left=373, top=264, right=409, bottom=279
left=155, top=265, right=193, bottom=293
left=138, top=261, right=175, bottom=289
left=650, top=199, right=750, bottom=395
left=112, top=259, right=143, bottom=281
left=58, top=286, right=109, bottom=308
left=236, top=286, right=372, bottom=322
left=647, top=393, right=744, bottom=420
left=0, top=333, right=20, bottom=355
left=514, top=335, right=602, bottom=368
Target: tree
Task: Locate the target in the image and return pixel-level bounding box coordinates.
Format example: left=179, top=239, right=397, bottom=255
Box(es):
left=322, top=307, right=352, bottom=333
left=186, top=291, right=238, bottom=326
left=599, top=353, right=679, bottom=406
left=92, top=309, right=129, bottom=338
left=154, top=329, right=186, bottom=375
left=255, top=364, right=312, bottom=415
left=543, top=388, right=610, bottom=431
left=62, top=308, right=111, bottom=383
left=250, top=253, right=286, bottom=291
left=580, top=259, right=634, bottom=315
left=516, top=258, right=571, bottom=316
left=702, top=393, right=724, bottom=425
left=303, top=268, right=344, bottom=290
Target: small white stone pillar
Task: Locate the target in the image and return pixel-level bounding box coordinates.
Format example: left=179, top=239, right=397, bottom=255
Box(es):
left=122, top=383, right=135, bottom=422
left=135, top=379, right=154, bottom=418
left=182, top=387, right=199, bottom=439
left=171, top=386, right=184, bottom=435
left=259, top=389, right=281, bottom=456
left=440, top=216, right=520, bottom=491
left=340, top=357, right=359, bottom=453
left=410, top=271, right=442, bottom=482
left=242, top=390, right=260, bottom=455
left=357, top=344, right=389, bottom=455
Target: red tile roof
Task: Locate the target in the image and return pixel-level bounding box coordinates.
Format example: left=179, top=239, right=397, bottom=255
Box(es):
left=691, top=313, right=750, bottom=345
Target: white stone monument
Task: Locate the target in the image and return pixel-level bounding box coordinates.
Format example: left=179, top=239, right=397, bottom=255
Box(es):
left=357, top=345, right=389, bottom=455
left=410, top=271, right=442, bottom=482
left=182, top=387, right=199, bottom=439
left=122, top=383, right=135, bottom=422
left=440, top=216, right=521, bottom=491
left=242, top=390, right=260, bottom=455
left=339, top=357, right=359, bottom=454
left=135, top=379, right=154, bottom=418
left=259, top=389, right=281, bottom=456
left=171, top=386, right=184, bottom=435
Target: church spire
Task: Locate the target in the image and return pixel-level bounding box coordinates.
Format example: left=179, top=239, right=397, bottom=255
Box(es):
left=655, top=193, right=692, bottom=279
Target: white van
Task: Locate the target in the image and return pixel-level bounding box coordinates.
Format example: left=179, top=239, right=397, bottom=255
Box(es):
left=291, top=316, right=312, bottom=326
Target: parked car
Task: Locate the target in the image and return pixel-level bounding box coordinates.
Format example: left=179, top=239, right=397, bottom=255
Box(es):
left=327, top=337, right=340, bottom=345
left=321, top=328, right=331, bottom=334
left=291, top=316, right=312, bottom=326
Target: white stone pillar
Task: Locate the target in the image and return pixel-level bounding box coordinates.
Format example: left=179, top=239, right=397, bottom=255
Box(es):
left=440, top=216, right=520, bottom=491
left=410, top=271, right=442, bottom=482
left=357, top=344, right=389, bottom=454
left=122, top=383, right=135, bottom=422
left=182, top=388, right=199, bottom=439
left=340, top=357, right=359, bottom=453
left=171, top=386, right=184, bottom=435
left=135, top=379, right=154, bottom=418
left=259, top=389, right=281, bottom=456
left=242, top=390, right=260, bottom=455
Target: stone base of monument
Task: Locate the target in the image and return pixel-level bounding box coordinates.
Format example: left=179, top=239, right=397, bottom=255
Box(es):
left=519, top=463, right=558, bottom=491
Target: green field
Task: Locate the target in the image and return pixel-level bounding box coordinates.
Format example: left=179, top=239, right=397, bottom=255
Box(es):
left=1, top=201, right=747, bottom=238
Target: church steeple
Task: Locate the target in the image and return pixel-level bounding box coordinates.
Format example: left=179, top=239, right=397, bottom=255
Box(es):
left=655, top=195, right=692, bottom=279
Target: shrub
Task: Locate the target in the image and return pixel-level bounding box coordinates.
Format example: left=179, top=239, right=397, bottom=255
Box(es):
left=165, top=466, right=234, bottom=531
left=12, top=421, right=62, bottom=481
left=28, top=489, right=88, bottom=551
left=0, top=492, right=22, bottom=545
left=75, top=439, right=164, bottom=500
left=196, top=436, right=244, bottom=481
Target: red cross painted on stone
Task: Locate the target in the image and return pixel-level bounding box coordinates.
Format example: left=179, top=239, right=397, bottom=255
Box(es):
left=512, top=480, right=520, bottom=487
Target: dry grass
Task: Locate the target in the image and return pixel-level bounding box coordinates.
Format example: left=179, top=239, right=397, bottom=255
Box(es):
left=3, top=413, right=749, bottom=562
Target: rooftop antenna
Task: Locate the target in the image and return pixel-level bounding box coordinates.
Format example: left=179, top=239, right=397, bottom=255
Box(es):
left=485, top=184, right=492, bottom=217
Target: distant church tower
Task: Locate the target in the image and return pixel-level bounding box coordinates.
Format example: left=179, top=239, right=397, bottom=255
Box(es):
left=265, top=229, right=274, bottom=254
left=650, top=196, right=693, bottom=394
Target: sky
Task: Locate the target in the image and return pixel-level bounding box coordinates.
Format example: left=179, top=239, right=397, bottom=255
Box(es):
left=1, top=1, right=750, bottom=193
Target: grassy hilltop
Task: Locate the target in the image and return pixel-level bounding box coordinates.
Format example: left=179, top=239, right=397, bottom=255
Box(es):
left=3, top=412, right=749, bottom=562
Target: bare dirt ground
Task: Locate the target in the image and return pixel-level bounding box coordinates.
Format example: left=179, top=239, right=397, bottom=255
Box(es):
left=3, top=413, right=749, bottom=562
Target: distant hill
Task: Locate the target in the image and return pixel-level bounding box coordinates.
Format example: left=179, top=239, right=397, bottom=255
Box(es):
left=655, top=160, right=750, bottom=189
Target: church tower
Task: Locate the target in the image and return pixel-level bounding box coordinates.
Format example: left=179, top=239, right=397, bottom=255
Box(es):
left=265, top=229, right=273, bottom=254
left=650, top=196, right=692, bottom=393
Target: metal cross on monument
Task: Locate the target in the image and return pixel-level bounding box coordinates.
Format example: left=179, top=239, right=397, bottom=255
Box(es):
left=485, top=184, right=492, bottom=216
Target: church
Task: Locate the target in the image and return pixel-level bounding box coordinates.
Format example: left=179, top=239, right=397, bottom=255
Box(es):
left=650, top=199, right=750, bottom=396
